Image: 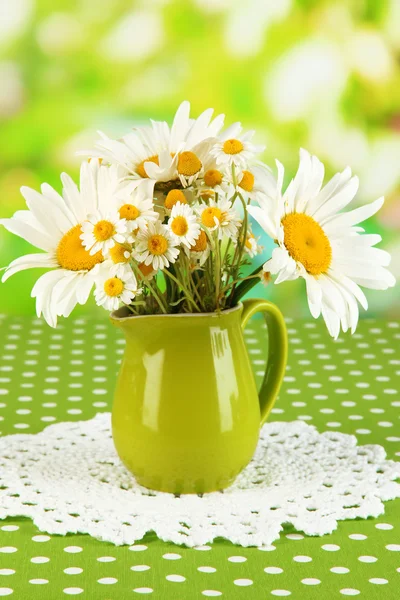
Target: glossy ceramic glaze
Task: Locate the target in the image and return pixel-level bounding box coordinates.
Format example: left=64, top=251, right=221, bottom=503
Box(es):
left=110, top=299, right=287, bottom=494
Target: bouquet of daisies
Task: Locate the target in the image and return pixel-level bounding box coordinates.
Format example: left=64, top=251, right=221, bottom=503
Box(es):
left=1, top=102, right=395, bottom=337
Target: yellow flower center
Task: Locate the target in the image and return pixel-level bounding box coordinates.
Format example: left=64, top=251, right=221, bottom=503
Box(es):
left=136, top=155, right=159, bottom=178
left=148, top=234, right=168, bottom=255
left=104, top=277, right=124, bottom=297
left=282, top=213, right=332, bottom=276
left=138, top=262, right=154, bottom=277
left=93, top=220, right=115, bottom=241
left=164, top=189, right=187, bottom=210
left=201, top=207, right=222, bottom=228
left=223, top=139, right=244, bottom=155
left=109, top=243, right=130, bottom=264
left=171, top=216, right=189, bottom=237
left=204, top=169, right=223, bottom=187
left=57, top=224, right=103, bottom=271
left=177, top=151, right=202, bottom=176
left=119, top=204, right=140, bottom=220
left=239, top=170, right=255, bottom=192
left=191, top=230, right=207, bottom=252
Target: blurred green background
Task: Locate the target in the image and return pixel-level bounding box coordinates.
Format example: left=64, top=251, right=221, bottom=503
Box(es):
left=0, top=0, right=398, bottom=320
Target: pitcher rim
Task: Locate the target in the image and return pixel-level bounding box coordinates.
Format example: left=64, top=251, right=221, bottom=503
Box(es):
left=110, top=302, right=243, bottom=322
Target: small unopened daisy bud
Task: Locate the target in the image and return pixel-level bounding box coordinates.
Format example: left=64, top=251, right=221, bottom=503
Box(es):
left=165, top=189, right=187, bottom=210
left=138, top=262, right=155, bottom=278
left=199, top=189, right=215, bottom=201
left=260, top=269, right=271, bottom=286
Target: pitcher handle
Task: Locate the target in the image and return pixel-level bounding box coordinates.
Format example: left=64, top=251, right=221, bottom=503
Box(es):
left=241, top=298, right=288, bottom=426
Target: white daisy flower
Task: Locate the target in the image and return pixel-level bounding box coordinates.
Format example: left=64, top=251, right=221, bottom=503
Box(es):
left=94, top=268, right=139, bottom=311
left=134, top=220, right=179, bottom=271
left=243, top=227, right=263, bottom=258
left=197, top=197, right=242, bottom=241
left=168, top=202, right=200, bottom=248
left=80, top=101, right=225, bottom=194
left=137, top=261, right=157, bottom=282
left=232, top=162, right=277, bottom=202
left=259, top=265, right=272, bottom=287
left=115, top=182, right=158, bottom=233
left=104, top=242, right=133, bottom=278
left=248, top=149, right=396, bottom=338
left=80, top=211, right=127, bottom=256
left=211, top=122, right=265, bottom=170
left=0, top=160, right=116, bottom=327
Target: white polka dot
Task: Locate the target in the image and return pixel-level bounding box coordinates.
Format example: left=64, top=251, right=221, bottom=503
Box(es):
left=258, top=545, right=276, bottom=551
left=198, top=567, right=216, bottom=573
left=271, top=591, right=291, bottom=597
left=349, top=534, right=367, bottom=540
left=131, top=565, right=150, bottom=572
left=63, top=589, right=84, bottom=595
left=0, top=548, right=17, bottom=554
left=0, top=571, right=14, bottom=576
left=97, top=578, right=117, bottom=584
left=358, top=555, right=377, bottom=563
left=96, top=556, right=115, bottom=562
left=132, top=589, right=153, bottom=595
left=32, top=535, right=50, bottom=542
left=31, top=557, right=50, bottom=564
left=0, top=590, right=13, bottom=597
left=64, top=546, right=83, bottom=554
left=233, top=579, right=253, bottom=586
left=162, top=553, right=181, bottom=560
left=228, top=556, right=247, bottom=563
left=331, top=567, right=349, bottom=574
left=29, top=579, right=48, bottom=585
left=129, top=545, right=148, bottom=552
left=386, top=544, right=400, bottom=551
left=356, top=429, right=371, bottom=435
left=322, top=544, right=340, bottom=551
left=166, top=575, right=186, bottom=582
left=369, top=578, right=388, bottom=585
left=340, top=589, right=360, bottom=596
left=301, top=578, right=320, bottom=585
left=201, top=592, right=222, bottom=597
left=327, top=422, right=342, bottom=428
left=378, top=421, right=393, bottom=428
left=194, top=545, right=212, bottom=551
left=64, top=568, right=83, bottom=575
left=375, top=523, right=393, bottom=530
left=264, top=567, right=283, bottom=574
left=1, top=526, right=18, bottom=532
left=286, top=533, right=303, bottom=540
left=293, top=555, right=312, bottom=563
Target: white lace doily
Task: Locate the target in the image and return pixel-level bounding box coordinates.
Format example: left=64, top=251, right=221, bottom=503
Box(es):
left=1, top=413, right=399, bottom=548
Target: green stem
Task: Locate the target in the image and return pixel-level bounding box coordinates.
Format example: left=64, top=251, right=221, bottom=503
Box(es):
left=231, top=264, right=263, bottom=306
left=164, top=268, right=200, bottom=312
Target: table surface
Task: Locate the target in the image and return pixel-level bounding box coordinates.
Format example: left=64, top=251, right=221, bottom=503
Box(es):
left=0, top=314, right=399, bottom=599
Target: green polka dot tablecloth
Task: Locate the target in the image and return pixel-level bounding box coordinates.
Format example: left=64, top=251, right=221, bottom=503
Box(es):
left=0, top=314, right=399, bottom=599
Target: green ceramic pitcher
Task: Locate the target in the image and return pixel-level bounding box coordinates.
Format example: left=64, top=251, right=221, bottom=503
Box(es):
left=110, top=299, right=287, bottom=494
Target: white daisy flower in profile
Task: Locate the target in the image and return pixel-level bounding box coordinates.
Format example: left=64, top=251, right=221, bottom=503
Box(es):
left=80, top=101, right=224, bottom=194
left=243, top=226, right=263, bottom=258
left=115, top=182, right=158, bottom=233
left=168, top=202, right=200, bottom=248
left=0, top=160, right=115, bottom=327
left=187, top=229, right=210, bottom=267
left=197, top=197, right=242, bottom=241
left=137, top=261, right=157, bottom=282
left=211, top=122, right=265, bottom=170
left=259, top=265, right=272, bottom=287
left=232, top=162, right=277, bottom=201
left=80, top=211, right=127, bottom=256
left=134, top=220, right=179, bottom=271
left=248, top=149, right=396, bottom=338
left=94, top=268, right=139, bottom=311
